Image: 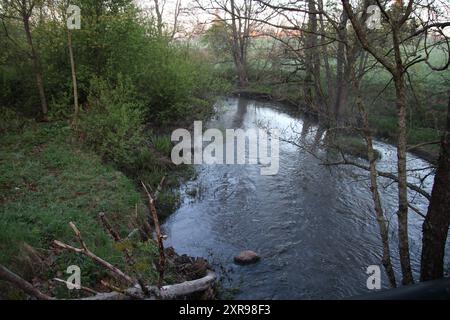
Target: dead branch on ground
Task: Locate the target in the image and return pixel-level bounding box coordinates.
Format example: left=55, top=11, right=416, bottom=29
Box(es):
left=53, top=222, right=136, bottom=285
left=141, top=176, right=166, bottom=288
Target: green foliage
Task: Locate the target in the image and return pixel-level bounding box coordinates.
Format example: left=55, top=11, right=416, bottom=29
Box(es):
left=152, top=135, right=172, bottom=156
left=1, top=1, right=221, bottom=124
left=0, top=107, right=28, bottom=134
left=202, top=21, right=231, bottom=59
left=48, top=92, right=73, bottom=120
left=369, top=115, right=398, bottom=139
left=78, top=76, right=146, bottom=169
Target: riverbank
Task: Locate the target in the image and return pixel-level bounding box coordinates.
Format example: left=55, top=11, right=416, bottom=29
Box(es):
left=0, top=118, right=213, bottom=299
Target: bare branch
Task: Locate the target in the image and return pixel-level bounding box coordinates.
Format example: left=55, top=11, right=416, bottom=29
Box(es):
left=0, top=264, right=53, bottom=300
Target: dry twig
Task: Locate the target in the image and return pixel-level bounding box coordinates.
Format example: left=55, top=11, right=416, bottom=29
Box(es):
left=141, top=177, right=166, bottom=287
left=53, top=222, right=136, bottom=285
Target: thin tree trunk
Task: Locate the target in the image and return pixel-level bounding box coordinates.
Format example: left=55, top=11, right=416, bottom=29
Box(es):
left=334, top=9, right=348, bottom=122
left=318, top=0, right=333, bottom=116
left=394, top=72, right=414, bottom=285
left=67, top=30, right=79, bottom=126
left=230, top=0, right=248, bottom=87
left=340, top=0, right=415, bottom=286
left=303, top=0, right=318, bottom=105
left=420, top=97, right=450, bottom=281
left=23, top=14, right=48, bottom=120
left=357, top=94, right=397, bottom=288
left=392, top=21, right=414, bottom=284
left=153, top=0, right=164, bottom=37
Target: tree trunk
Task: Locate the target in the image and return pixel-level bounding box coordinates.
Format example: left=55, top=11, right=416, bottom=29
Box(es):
left=357, top=95, right=397, bottom=288
left=318, top=0, right=333, bottom=117
left=67, top=30, right=79, bottom=126
left=392, top=22, right=414, bottom=284
left=420, top=97, right=450, bottom=281
left=234, top=55, right=248, bottom=87
left=230, top=0, right=248, bottom=87
left=394, top=72, right=414, bottom=285
left=303, top=0, right=319, bottom=105
left=154, top=0, right=164, bottom=37
left=334, top=9, right=348, bottom=122
left=23, top=13, right=48, bottom=120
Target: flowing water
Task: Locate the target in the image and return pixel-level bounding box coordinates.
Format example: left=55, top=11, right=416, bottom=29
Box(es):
left=162, top=97, right=448, bottom=299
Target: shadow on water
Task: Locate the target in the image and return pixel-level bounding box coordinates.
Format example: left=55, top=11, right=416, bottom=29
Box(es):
left=163, top=97, right=449, bottom=299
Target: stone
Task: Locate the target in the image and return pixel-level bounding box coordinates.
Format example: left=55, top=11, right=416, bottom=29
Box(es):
left=234, top=250, right=260, bottom=265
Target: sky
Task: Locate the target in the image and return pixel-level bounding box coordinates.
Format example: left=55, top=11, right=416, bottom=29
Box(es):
left=134, top=0, right=450, bottom=37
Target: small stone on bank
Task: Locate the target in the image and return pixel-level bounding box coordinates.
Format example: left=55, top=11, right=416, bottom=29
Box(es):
left=234, top=250, right=260, bottom=265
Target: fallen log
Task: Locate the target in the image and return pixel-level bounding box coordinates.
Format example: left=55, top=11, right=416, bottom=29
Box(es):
left=81, top=270, right=216, bottom=300
left=0, top=262, right=216, bottom=300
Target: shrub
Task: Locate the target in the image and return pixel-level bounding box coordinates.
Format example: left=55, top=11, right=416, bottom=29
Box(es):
left=49, top=92, right=73, bottom=121
left=0, top=107, right=27, bottom=134
left=151, top=135, right=172, bottom=156
left=78, top=76, right=147, bottom=169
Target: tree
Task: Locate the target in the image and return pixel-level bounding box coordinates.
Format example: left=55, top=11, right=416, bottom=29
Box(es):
left=252, top=0, right=358, bottom=122
left=421, top=97, right=450, bottom=281
left=342, top=0, right=417, bottom=285
left=194, top=0, right=265, bottom=87
left=254, top=0, right=449, bottom=285
left=145, top=0, right=181, bottom=40
left=1, top=0, right=48, bottom=120
left=67, top=28, right=79, bottom=125
left=62, top=2, right=80, bottom=125
left=342, top=0, right=449, bottom=284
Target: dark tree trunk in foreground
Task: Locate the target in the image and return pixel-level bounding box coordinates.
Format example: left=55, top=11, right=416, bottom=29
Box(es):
left=421, top=97, right=450, bottom=281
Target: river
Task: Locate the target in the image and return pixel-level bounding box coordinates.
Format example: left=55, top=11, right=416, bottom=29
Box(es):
left=162, top=96, right=448, bottom=299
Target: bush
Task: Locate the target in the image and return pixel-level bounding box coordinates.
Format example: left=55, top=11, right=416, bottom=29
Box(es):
left=407, top=127, right=441, bottom=146
left=0, top=107, right=28, bottom=134
left=78, top=76, right=147, bottom=169
left=151, top=135, right=172, bottom=156
left=49, top=92, right=73, bottom=121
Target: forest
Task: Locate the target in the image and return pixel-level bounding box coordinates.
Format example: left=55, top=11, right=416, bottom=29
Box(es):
left=0, top=0, right=449, bottom=301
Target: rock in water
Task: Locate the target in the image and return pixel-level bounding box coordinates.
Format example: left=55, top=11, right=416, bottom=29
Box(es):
left=234, top=250, right=260, bottom=265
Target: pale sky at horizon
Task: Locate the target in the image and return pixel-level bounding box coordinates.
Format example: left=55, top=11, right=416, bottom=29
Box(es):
left=134, top=0, right=450, bottom=37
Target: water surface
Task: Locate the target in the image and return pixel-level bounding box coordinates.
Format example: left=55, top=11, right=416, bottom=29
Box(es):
left=163, top=97, right=447, bottom=299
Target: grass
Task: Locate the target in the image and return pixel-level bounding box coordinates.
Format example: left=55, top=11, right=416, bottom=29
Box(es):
left=331, top=135, right=382, bottom=161
left=368, top=114, right=441, bottom=161
left=0, top=120, right=171, bottom=298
